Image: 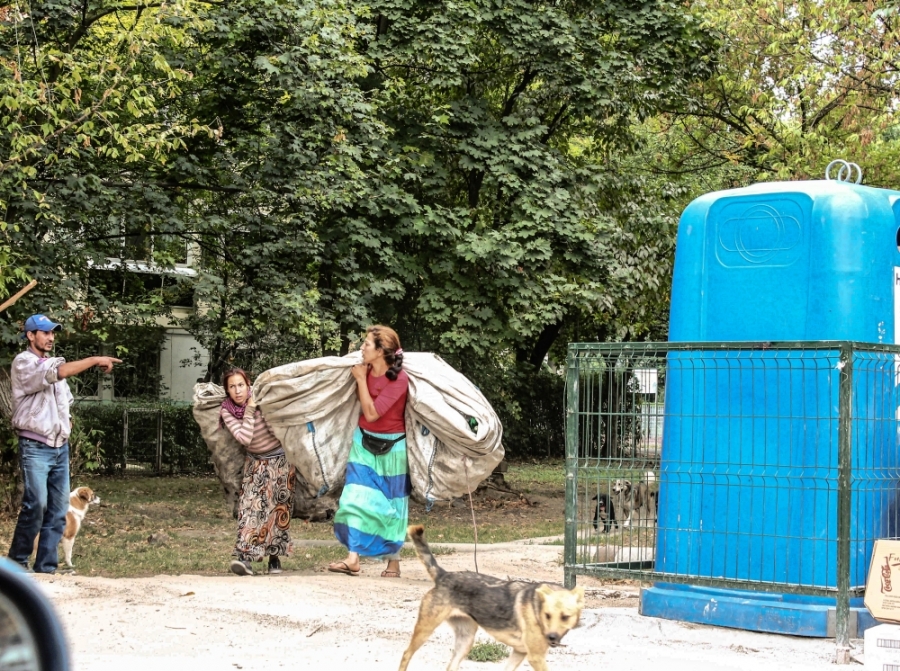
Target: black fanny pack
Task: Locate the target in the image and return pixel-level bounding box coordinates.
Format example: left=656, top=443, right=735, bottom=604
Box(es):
left=360, top=429, right=404, bottom=456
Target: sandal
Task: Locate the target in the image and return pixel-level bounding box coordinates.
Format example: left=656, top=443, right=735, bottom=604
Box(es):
left=380, top=569, right=401, bottom=578
left=327, top=561, right=360, bottom=576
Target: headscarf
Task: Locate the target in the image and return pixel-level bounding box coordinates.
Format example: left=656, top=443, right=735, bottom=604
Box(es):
left=220, top=389, right=252, bottom=427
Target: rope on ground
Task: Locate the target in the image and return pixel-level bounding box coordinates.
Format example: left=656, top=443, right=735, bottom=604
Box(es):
left=463, top=456, right=478, bottom=573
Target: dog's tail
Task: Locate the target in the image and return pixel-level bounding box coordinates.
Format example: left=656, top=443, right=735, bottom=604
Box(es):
left=407, top=524, right=445, bottom=582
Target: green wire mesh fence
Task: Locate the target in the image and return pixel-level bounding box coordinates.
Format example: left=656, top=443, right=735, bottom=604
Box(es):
left=564, top=341, right=900, bottom=661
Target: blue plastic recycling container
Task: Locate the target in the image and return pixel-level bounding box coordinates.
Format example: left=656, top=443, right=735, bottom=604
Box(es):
left=645, top=178, right=900, bottom=636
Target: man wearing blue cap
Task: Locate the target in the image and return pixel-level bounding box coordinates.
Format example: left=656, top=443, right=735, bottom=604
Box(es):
left=7, top=314, right=121, bottom=574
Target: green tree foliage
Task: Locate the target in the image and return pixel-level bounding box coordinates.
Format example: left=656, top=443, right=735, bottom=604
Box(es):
left=1, top=0, right=714, bottom=457
left=2, top=0, right=709, bottom=368
left=168, top=0, right=388, bottom=374
left=10, top=0, right=900, bottom=457
left=0, top=0, right=211, bottom=343
left=0, top=0, right=387, bottom=365
left=321, top=0, right=714, bottom=368
left=664, top=0, right=900, bottom=183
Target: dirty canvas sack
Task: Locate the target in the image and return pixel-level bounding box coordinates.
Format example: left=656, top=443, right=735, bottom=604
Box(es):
left=192, top=383, right=246, bottom=515
left=252, top=352, right=505, bottom=503
left=401, top=352, right=505, bottom=504
left=249, top=356, right=360, bottom=497
left=193, top=380, right=342, bottom=511
left=193, top=360, right=359, bottom=500
left=194, top=353, right=505, bottom=503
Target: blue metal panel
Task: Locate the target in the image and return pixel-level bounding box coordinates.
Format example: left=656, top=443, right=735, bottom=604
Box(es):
left=657, top=179, right=900, bottom=636
left=641, top=585, right=875, bottom=637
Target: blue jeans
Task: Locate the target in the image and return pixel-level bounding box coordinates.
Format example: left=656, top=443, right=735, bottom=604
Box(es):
left=7, top=439, right=70, bottom=573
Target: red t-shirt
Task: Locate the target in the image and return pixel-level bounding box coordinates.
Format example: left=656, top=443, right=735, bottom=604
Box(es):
left=358, top=369, right=409, bottom=434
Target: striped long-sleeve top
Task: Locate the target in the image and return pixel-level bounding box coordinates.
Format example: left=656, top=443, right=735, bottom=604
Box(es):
left=219, top=405, right=284, bottom=457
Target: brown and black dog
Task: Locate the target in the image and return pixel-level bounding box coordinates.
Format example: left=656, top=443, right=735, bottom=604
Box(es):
left=398, top=525, right=584, bottom=671
left=611, top=478, right=651, bottom=528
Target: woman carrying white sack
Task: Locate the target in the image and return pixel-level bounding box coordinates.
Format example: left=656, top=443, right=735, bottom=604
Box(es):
left=219, top=367, right=296, bottom=576
left=328, top=325, right=409, bottom=578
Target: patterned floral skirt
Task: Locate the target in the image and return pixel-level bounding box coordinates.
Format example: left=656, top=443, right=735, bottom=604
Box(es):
left=233, top=452, right=296, bottom=562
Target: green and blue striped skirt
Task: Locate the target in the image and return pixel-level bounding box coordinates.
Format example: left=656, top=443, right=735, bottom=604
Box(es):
left=334, top=427, right=410, bottom=558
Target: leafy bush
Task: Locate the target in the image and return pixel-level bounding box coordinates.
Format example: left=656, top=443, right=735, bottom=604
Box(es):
left=69, top=415, right=105, bottom=474
left=465, top=362, right=566, bottom=460
left=73, top=401, right=210, bottom=475
left=497, top=367, right=565, bottom=459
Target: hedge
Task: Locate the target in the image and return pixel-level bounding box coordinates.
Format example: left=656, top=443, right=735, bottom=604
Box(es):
left=73, top=401, right=210, bottom=475
left=495, top=368, right=565, bottom=459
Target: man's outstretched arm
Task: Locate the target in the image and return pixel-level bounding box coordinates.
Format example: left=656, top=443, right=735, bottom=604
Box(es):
left=58, top=356, right=122, bottom=379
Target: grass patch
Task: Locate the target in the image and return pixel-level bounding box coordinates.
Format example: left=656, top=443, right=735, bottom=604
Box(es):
left=0, top=475, right=345, bottom=577
left=467, top=641, right=510, bottom=662
left=411, top=458, right=565, bottom=543
left=505, top=459, right=564, bottom=492
left=0, top=460, right=568, bottom=577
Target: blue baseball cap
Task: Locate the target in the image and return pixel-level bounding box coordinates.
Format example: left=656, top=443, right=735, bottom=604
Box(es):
left=21, top=314, right=62, bottom=339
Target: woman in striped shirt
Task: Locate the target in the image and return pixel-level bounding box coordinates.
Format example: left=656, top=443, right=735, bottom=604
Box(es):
left=219, top=368, right=296, bottom=576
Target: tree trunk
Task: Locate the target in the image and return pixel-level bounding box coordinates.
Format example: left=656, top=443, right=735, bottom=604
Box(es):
left=338, top=322, right=351, bottom=356
left=0, top=367, right=12, bottom=421
left=0, top=367, right=21, bottom=515
left=516, top=320, right=564, bottom=368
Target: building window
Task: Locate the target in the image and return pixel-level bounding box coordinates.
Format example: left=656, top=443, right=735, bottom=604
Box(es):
left=57, top=329, right=165, bottom=401
left=87, top=268, right=195, bottom=308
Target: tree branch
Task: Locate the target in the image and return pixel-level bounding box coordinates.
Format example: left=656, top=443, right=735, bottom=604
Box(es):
left=541, top=100, right=570, bottom=144
left=501, top=67, right=537, bottom=118
left=0, top=84, right=117, bottom=174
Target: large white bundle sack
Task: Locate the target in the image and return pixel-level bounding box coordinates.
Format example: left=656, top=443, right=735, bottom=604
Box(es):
left=191, top=383, right=245, bottom=514
left=193, top=352, right=504, bottom=505
left=252, top=356, right=360, bottom=498
left=401, top=353, right=505, bottom=504
left=192, top=382, right=341, bottom=519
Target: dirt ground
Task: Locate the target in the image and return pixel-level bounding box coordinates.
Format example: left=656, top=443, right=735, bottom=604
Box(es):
left=34, top=538, right=858, bottom=671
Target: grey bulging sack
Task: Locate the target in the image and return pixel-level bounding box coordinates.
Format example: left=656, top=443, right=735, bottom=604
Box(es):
left=194, top=352, right=504, bottom=505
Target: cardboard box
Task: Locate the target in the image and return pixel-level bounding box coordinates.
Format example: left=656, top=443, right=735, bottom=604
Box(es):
left=864, top=623, right=900, bottom=671
left=865, top=540, right=900, bottom=624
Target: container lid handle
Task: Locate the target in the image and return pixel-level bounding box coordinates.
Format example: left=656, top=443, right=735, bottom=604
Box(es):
left=825, top=159, right=863, bottom=184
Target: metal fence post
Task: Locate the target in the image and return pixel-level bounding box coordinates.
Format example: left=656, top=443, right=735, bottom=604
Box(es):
left=564, top=346, right=579, bottom=589
left=155, top=409, right=163, bottom=474
left=123, top=407, right=129, bottom=471
left=835, top=343, right=853, bottom=664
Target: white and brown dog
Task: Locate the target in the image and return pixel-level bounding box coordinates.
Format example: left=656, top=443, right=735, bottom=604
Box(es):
left=34, top=486, right=100, bottom=567
left=62, top=486, right=100, bottom=567
left=611, top=479, right=650, bottom=528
